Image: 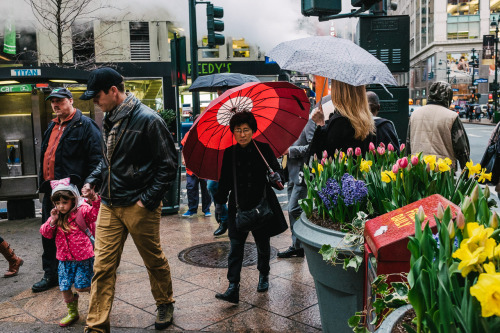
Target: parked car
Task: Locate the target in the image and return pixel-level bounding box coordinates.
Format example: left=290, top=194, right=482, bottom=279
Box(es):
left=480, top=104, right=489, bottom=117
left=451, top=105, right=466, bottom=118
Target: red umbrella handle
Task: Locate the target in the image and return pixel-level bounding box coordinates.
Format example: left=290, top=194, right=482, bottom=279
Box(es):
left=252, top=140, right=284, bottom=190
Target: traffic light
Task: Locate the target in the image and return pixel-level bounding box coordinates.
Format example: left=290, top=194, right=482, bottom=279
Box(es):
left=301, top=0, right=341, bottom=16
left=206, top=4, right=224, bottom=48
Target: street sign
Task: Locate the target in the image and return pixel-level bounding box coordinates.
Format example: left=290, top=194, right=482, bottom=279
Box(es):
left=468, top=86, right=476, bottom=90
left=475, top=78, right=488, bottom=83
left=290, top=75, right=308, bottom=83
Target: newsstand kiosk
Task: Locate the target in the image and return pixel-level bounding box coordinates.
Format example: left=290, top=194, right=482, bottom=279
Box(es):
left=363, top=194, right=461, bottom=330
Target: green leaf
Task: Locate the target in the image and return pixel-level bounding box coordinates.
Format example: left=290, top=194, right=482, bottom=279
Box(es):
left=391, top=282, right=410, bottom=297
left=347, top=314, right=361, bottom=328
left=343, top=255, right=363, bottom=272
left=402, top=323, right=417, bottom=333
left=319, top=244, right=337, bottom=262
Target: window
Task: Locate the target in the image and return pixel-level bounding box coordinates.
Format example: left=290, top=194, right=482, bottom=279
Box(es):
left=447, top=0, right=479, bottom=16
left=201, top=37, right=219, bottom=58
left=447, top=15, right=480, bottom=39
left=72, top=21, right=95, bottom=67
left=232, top=38, right=250, bottom=58
left=129, top=22, right=150, bottom=61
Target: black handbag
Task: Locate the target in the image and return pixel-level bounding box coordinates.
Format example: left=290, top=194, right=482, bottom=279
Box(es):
left=232, top=146, right=274, bottom=233
left=480, top=141, right=500, bottom=185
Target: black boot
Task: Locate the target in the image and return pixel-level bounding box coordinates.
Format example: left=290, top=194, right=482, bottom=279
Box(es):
left=257, top=274, right=269, bottom=292
left=213, top=221, right=228, bottom=236
left=215, top=283, right=239, bottom=304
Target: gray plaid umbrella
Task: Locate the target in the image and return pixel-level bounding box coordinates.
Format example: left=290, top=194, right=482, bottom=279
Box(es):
left=188, top=73, right=260, bottom=92
left=267, top=36, right=397, bottom=86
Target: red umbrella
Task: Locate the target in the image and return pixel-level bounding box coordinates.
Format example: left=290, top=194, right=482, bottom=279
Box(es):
left=182, top=81, right=310, bottom=181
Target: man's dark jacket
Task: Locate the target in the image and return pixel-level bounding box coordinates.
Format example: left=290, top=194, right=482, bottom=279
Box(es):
left=39, top=109, right=102, bottom=192
left=86, top=98, right=178, bottom=211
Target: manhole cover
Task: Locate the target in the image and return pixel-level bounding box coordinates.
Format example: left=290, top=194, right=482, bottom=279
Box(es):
left=178, top=241, right=278, bottom=268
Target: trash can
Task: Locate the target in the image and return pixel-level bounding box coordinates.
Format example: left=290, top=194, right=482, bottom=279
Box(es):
left=162, top=148, right=181, bottom=215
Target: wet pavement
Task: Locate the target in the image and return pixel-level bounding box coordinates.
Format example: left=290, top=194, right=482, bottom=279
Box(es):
left=0, top=208, right=321, bottom=332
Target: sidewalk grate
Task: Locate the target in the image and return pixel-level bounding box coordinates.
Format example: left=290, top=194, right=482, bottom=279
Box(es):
left=178, top=241, right=278, bottom=268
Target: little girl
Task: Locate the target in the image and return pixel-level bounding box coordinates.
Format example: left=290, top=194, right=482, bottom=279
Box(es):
left=40, top=178, right=100, bottom=327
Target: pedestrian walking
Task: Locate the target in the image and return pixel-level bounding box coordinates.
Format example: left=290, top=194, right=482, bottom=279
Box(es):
left=367, top=91, right=400, bottom=153
left=80, top=67, right=178, bottom=332
left=208, top=180, right=229, bottom=235
left=407, top=81, right=470, bottom=169
left=0, top=236, right=23, bottom=278
left=34, top=88, right=102, bottom=293
left=277, top=117, right=316, bottom=259
left=308, top=79, right=376, bottom=159
left=214, top=111, right=287, bottom=303
left=39, top=178, right=100, bottom=327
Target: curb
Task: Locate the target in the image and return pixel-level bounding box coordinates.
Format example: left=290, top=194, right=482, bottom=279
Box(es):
left=460, top=120, right=496, bottom=127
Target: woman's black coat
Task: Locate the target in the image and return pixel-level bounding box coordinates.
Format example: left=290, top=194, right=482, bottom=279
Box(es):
left=214, top=140, right=288, bottom=238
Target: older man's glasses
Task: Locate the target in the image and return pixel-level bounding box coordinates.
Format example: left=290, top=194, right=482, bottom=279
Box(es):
left=234, top=128, right=252, bottom=134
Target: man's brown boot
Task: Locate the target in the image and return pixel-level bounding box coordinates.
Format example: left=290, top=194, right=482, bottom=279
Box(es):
left=0, top=240, right=24, bottom=278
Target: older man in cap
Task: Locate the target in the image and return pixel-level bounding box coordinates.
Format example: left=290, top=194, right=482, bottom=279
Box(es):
left=80, top=67, right=177, bottom=332
left=33, top=88, right=102, bottom=293
left=407, top=81, right=470, bottom=169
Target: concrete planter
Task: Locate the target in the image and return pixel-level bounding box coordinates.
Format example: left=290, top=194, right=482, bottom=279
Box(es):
left=294, top=213, right=365, bottom=333
left=376, top=305, right=413, bottom=333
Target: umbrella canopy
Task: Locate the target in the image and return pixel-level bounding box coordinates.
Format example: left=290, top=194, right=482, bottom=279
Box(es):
left=267, top=36, right=397, bottom=86
left=182, top=81, right=310, bottom=180
left=188, top=73, right=260, bottom=92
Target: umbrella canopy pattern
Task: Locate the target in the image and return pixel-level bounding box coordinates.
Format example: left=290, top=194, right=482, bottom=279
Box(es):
left=267, top=36, right=397, bottom=86
left=188, top=73, right=260, bottom=92
left=182, top=81, right=310, bottom=180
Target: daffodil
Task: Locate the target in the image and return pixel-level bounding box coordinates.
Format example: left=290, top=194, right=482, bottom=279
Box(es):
left=437, top=158, right=451, bottom=172
left=423, top=155, right=436, bottom=171
left=444, top=157, right=452, bottom=165
left=381, top=170, right=396, bottom=183
left=359, top=159, right=372, bottom=173
left=478, top=168, right=492, bottom=183
left=312, top=164, right=324, bottom=175
left=470, top=263, right=500, bottom=317
left=466, top=160, right=482, bottom=177
left=452, top=241, right=488, bottom=277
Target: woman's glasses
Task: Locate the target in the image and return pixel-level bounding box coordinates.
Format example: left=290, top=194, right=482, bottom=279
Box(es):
left=234, top=128, right=252, bottom=134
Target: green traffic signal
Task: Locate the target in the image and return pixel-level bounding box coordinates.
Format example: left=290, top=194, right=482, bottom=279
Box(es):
left=207, top=4, right=224, bottom=48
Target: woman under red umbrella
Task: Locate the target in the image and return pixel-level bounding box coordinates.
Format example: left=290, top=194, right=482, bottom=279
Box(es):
left=213, top=111, right=287, bottom=303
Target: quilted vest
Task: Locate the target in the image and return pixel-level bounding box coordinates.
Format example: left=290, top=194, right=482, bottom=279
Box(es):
left=409, top=104, right=458, bottom=167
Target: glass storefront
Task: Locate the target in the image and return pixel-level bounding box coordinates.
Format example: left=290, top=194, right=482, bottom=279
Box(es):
left=124, top=79, right=163, bottom=111
left=447, top=0, right=480, bottom=16
left=232, top=38, right=250, bottom=58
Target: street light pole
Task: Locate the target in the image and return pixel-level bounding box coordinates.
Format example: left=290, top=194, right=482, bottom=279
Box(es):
left=471, top=48, right=476, bottom=104
left=492, top=19, right=500, bottom=123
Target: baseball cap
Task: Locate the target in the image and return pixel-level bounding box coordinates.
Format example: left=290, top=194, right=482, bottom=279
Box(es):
left=45, top=88, right=73, bottom=101
left=79, top=67, right=123, bottom=100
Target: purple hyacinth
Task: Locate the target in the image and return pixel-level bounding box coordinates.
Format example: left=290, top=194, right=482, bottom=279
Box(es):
left=341, top=173, right=368, bottom=206
left=318, top=178, right=340, bottom=210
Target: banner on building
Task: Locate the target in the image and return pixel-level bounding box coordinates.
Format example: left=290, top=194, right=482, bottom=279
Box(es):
left=3, top=20, right=16, bottom=55
left=482, top=35, right=495, bottom=66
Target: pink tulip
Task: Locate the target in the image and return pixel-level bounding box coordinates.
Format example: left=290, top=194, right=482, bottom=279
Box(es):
left=379, top=142, right=385, bottom=149
left=399, top=157, right=409, bottom=169
left=321, top=158, right=326, bottom=165
left=456, top=211, right=465, bottom=230
left=377, top=147, right=385, bottom=155
left=369, top=142, right=375, bottom=152
left=322, top=150, right=328, bottom=159
left=347, top=148, right=353, bottom=156
left=400, top=143, right=406, bottom=151
left=388, top=143, right=395, bottom=152
left=392, top=163, right=399, bottom=174
left=411, top=155, right=419, bottom=166
left=355, top=147, right=362, bottom=156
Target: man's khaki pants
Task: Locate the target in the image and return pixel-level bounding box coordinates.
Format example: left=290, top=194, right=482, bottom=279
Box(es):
left=86, top=203, right=174, bottom=333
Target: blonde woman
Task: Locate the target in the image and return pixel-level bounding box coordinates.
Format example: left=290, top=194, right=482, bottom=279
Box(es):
left=310, top=79, right=376, bottom=158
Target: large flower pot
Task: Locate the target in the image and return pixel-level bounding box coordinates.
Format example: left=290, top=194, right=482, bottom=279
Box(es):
left=294, top=212, right=365, bottom=333
left=376, top=305, right=413, bottom=333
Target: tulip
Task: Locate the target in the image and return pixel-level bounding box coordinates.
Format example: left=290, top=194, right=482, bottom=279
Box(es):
left=447, top=220, right=456, bottom=239
left=377, top=147, right=385, bottom=155
left=411, top=155, right=419, bottom=166
left=328, top=156, right=333, bottom=163
left=334, top=149, right=339, bottom=157
left=388, top=143, right=395, bottom=152
left=322, top=150, right=328, bottom=159
left=485, top=185, right=491, bottom=199
left=321, top=157, right=326, bottom=165
left=369, top=142, right=375, bottom=152
left=392, top=163, right=399, bottom=174
left=436, top=202, right=444, bottom=220
left=456, top=211, right=465, bottom=230
left=400, top=143, right=406, bottom=151
left=399, top=157, right=409, bottom=169
left=426, top=163, right=431, bottom=173
left=462, top=196, right=471, bottom=212
left=314, top=154, right=318, bottom=161
left=347, top=147, right=353, bottom=156
left=471, top=185, right=479, bottom=205
left=355, top=147, right=362, bottom=156
left=379, top=142, right=385, bottom=149
left=417, top=206, right=425, bottom=222
left=490, top=212, right=499, bottom=229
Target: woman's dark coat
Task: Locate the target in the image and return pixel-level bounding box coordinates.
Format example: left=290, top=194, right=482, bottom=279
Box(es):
left=214, top=140, right=288, bottom=238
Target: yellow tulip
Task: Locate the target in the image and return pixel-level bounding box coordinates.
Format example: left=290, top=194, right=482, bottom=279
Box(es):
left=478, top=168, right=492, bottom=183
left=423, top=155, right=437, bottom=171
left=466, top=160, right=482, bottom=177
left=470, top=266, right=500, bottom=317
left=312, top=164, right=324, bottom=175
left=359, top=159, right=373, bottom=173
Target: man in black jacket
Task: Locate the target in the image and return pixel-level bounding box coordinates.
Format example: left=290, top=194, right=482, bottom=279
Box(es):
left=367, top=91, right=400, bottom=153
left=81, top=68, right=178, bottom=332
left=33, top=88, right=102, bottom=293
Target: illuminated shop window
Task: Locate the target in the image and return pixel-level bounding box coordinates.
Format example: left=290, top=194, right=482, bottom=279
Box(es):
left=201, top=36, right=220, bottom=58
left=232, top=38, right=250, bottom=58
left=447, top=0, right=479, bottom=16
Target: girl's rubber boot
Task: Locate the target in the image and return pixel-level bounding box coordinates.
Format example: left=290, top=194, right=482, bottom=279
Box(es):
left=60, top=294, right=79, bottom=327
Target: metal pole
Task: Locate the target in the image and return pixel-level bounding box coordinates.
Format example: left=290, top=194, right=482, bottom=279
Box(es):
left=189, top=0, right=200, bottom=117
left=495, top=24, right=499, bottom=123
left=471, top=48, right=476, bottom=104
